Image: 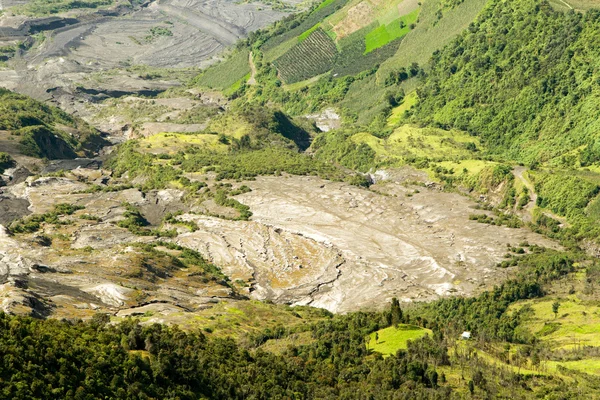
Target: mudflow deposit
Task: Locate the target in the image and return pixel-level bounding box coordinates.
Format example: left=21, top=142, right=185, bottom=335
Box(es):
left=0, top=167, right=558, bottom=319
left=0, top=0, right=301, bottom=110
left=0, top=0, right=562, bottom=322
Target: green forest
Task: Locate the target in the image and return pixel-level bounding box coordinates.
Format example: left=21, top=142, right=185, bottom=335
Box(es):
left=2, top=249, right=599, bottom=398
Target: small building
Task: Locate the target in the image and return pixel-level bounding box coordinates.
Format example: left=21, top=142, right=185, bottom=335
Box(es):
left=461, top=331, right=471, bottom=340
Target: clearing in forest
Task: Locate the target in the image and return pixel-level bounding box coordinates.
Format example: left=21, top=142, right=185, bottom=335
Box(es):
left=367, top=325, right=432, bottom=356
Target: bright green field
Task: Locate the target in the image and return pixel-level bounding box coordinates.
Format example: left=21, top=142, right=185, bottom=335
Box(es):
left=387, top=91, right=419, bottom=126
left=367, top=324, right=432, bottom=356
left=547, top=359, right=600, bottom=375
left=377, top=0, right=488, bottom=83
left=365, top=9, right=420, bottom=54
left=511, top=298, right=600, bottom=349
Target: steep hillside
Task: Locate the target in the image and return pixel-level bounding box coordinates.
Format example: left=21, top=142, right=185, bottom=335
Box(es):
left=0, top=89, right=106, bottom=165
left=413, top=0, right=600, bottom=164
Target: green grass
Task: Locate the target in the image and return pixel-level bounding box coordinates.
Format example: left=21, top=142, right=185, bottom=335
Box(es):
left=224, top=73, right=251, bottom=97
left=511, top=298, right=600, bottom=349
left=364, top=9, right=419, bottom=54
left=194, top=49, right=250, bottom=90
left=264, top=37, right=300, bottom=62
left=315, top=0, right=337, bottom=12
left=133, top=300, right=330, bottom=339
left=547, top=359, right=600, bottom=376
left=347, top=124, right=480, bottom=166
left=139, top=132, right=229, bottom=154
left=367, top=325, right=432, bottom=356
left=387, top=91, right=418, bottom=126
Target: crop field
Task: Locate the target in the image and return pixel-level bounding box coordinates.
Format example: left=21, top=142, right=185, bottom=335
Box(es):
left=364, top=9, right=419, bottom=53
left=328, top=0, right=415, bottom=38
left=332, top=23, right=403, bottom=77
left=298, top=23, right=321, bottom=42
left=195, top=49, right=251, bottom=90
left=266, top=0, right=422, bottom=85
left=377, top=0, right=488, bottom=82
left=261, top=0, right=350, bottom=52
left=273, top=29, right=338, bottom=83
left=264, top=37, right=300, bottom=62
left=367, top=325, right=432, bottom=356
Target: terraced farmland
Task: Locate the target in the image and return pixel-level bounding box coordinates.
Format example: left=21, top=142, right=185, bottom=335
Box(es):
left=273, top=29, right=338, bottom=83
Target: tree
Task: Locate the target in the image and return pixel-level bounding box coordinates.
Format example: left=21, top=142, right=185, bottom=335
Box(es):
left=552, top=301, right=560, bottom=319
left=391, top=297, right=403, bottom=326
left=468, top=380, right=475, bottom=394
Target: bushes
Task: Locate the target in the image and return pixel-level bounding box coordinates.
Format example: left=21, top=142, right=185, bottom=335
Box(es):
left=9, top=203, right=84, bottom=234
left=116, top=203, right=176, bottom=238
left=0, top=152, right=15, bottom=174
left=311, top=130, right=376, bottom=173
left=533, top=172, right=600, bottom=220
left=0, top=88, right=106, bottom=157
left=17, top=125, right=78, bottom=159
left=180, top=147, right=344, bottom=181
left=106, top=141, right=183, bottom=191
left=214, top=190, right=253, bottom=220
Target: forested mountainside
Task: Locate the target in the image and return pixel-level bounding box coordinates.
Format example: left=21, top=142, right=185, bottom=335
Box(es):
left=2, top=0, right=600, bottom=398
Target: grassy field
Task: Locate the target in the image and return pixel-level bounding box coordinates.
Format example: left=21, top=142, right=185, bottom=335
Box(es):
left=364, top=9, right=420, bottom=53
left=348, top=125, right=481, bottom=164
left=511, top=298, right=600, bottom=349
left=11, top=0, right=113, bottom=16
left=548, top=0, right=600, bottom=11
left=129, top=300, right=331, bottom=339
left=195, top=49, right=250, bottom=90
left=367, top=324, right=432, bottom=356
left=387, top=91, right=419, bottom=126
left=377, top=0, right=488, bottom=83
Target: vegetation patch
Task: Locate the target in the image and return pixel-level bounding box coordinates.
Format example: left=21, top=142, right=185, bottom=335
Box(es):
left=367, top=324, right=432, bottom=356
left=11, top=0, right=113, bottom=16
left=194, top=49, right=251, bottom=90
left=364, top=9, right=419, bottom=54
left=273, top=29, right=338, bottom=84
left=0, top=152, right=15, bottom=174
left=9, top=203, right=84, bottom=234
